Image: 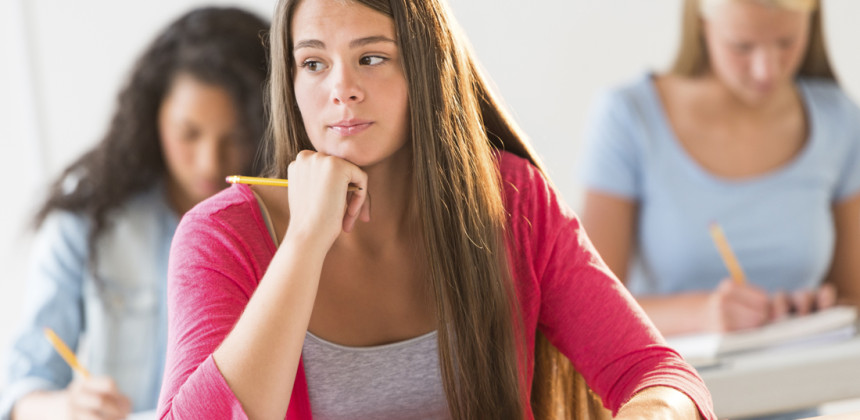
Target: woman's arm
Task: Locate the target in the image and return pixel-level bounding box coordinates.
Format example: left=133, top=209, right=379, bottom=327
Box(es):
left=580, top=190, right=637, bottom=281
left=211, top=234, right=329, bottom=419
left=159, top=152, right=369, bottom=420
left=581, top=190, right=772, bottom=336
left=826, top=193, right=860, bottom=307
left=213, top=237, right=325, bottom=419
left=498, top=153, right=716, bottom=419
left=212, top=153, right=369, bottom=420
left=3, top=212, right=131, bottom=420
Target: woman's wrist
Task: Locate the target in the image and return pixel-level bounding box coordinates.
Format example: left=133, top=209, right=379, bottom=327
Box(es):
left=282, top=225, right=336, bottom=259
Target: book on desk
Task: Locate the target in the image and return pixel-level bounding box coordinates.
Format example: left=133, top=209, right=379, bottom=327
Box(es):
left=666, top=305, right=858, bottom=368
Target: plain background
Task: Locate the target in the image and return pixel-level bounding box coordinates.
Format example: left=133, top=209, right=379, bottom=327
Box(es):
left=2, top=0, right=860, bottom=409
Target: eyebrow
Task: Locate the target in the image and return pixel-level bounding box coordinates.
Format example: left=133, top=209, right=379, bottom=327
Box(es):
left=293, top=35, right=396, bottom=51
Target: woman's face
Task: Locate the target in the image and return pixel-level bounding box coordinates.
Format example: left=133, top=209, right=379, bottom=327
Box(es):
left=702, top=1, right=811, bottom=105
left=158, top=73, right=252, bottom=212
left=291, top=0, right=410, bottom=168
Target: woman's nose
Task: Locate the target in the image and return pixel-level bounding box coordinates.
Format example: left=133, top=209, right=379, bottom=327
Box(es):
left=331, top=66, right=364, bottom=104
left=195, top=137, right=221, bottom=177
left=750, top=48, right=779, bottom=85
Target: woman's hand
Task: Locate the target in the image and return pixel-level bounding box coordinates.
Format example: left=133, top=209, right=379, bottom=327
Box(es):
left=284, top=150, right=370, bottom=251
left=706, top=279, right=771, bottom=332
left=12, top=376, right=131, bottom=420
left=772, top=283, right=837, bottom=320
left=66, top=376, right=132, bottom=420
left=710, top=281, right=837, bottom=332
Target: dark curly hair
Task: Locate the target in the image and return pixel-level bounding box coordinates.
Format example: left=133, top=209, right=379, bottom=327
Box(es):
left=33, top=6, right=269, bottom=267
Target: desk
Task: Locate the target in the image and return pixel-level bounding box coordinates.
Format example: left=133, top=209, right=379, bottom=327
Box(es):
left=697, top=335, right=860, bottom=419
left=129, top=410, right=157, bottom=420
left=802, top=411, right=860, bottom=420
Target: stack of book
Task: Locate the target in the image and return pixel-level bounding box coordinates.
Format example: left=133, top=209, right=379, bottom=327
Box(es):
left=666, top=305, right=858, bottom=368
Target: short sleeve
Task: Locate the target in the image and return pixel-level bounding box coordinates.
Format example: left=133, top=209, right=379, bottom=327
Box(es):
left=578, top=88, right=644, bottom=199
left=156, top=213, right=255, bottom=419
left=156, top=187, right=313, bottom=420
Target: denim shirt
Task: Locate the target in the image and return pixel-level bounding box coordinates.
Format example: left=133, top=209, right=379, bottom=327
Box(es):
left=0, top=184, right=178, bottom=418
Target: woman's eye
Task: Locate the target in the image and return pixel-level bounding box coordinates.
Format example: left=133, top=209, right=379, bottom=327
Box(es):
left=360, top=56, right=386, bottom=66
left=778, top=38, right=795, bottom=49
left=300, top=60, right=325, bottom=72
left=182, top=129, right=200, bottom=142
left=732, top=43, right=753, bottom=54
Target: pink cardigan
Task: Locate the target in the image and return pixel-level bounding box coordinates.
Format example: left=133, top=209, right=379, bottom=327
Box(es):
left=157, top=152, right=715, bottom=419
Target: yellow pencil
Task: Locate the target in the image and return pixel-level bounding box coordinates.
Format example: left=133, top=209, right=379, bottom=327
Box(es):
left=43, top=327, right=90, bottom=378
left=708, top=223, right=747, bottom=285
left=226, top=175, right=362, bottom=191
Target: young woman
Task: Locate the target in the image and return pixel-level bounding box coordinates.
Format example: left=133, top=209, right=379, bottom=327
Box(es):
left=1, top=7, right=268, bottom=420
left=157, top=0, right=715, bottom=419
left=580, top=1, right=860, bottom=417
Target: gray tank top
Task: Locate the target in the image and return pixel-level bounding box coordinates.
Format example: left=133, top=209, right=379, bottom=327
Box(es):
left=301, top=330, right=450, bottom=419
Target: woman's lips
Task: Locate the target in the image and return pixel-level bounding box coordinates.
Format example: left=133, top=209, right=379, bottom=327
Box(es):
left=329, top=120, right=373, bottom=136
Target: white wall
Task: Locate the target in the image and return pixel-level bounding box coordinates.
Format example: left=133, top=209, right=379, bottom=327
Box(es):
left=2, top=0, right=860, bottom=392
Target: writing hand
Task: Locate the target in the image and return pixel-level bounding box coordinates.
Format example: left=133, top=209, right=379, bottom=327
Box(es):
left=708, top=278, right=771, bottom=332
left=67, top=376, right=132, bottom=420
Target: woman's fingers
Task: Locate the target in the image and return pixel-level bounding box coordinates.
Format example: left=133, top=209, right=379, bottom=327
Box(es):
left=341, top=163, right=369, bottom=233
left=816, top=283, right=838, bottom=311
left=359, top=190, right=372, bottom=223
left=714, top=279, right=771, bottom=331
left=770, top=290, right=791, bottom=321
left=68, top=377, right=131, bottom=420
left=790, top=290, right=815, bottom=315
left=343, top=189, right=371, bottom=232
left=716, top=281, right=840, bottom=332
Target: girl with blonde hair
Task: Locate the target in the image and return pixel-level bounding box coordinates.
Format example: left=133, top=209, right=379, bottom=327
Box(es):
left=581, top=1, right=860, bottom=418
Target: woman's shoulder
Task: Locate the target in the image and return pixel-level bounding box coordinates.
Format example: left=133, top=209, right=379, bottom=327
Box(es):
left=495, top=152, right=564, bottom=215
left=799, top=77, right=860, bottom=119
left=179, top=184, right=258, bottom=231
left=188, top=184, right=254, bottom=215
left=35, top=208, right=91, bottom=253
left=496, top=151, right=540, bottom=188
left=593, top=71, right=658, bottom=108
left=583, top=71, right=664, bottom=133
left=171, top=184, right=273, bottom=262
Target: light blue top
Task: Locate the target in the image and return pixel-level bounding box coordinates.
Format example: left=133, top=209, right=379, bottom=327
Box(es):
left=580, top=73, right=860, bottom=296
left=0, top=183, right=178, bottom=419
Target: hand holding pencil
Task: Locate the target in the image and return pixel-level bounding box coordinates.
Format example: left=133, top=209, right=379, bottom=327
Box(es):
left=707, top=223, right=772, bottom=331
left=40, top=328, right=132, bottom=420
left=226, top=175, right=362, bottom=191
left=232, top=152, right=371, bottom=250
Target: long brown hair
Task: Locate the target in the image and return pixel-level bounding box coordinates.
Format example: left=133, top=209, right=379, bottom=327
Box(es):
left=671, top=0, right=835, bottom=80
left=266, top=0, right=595, bottom=418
